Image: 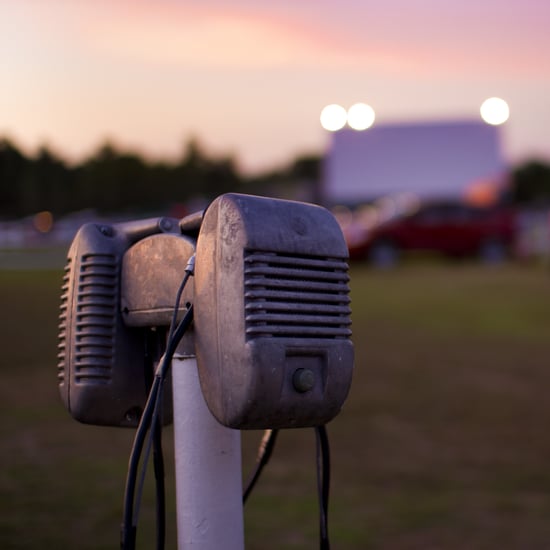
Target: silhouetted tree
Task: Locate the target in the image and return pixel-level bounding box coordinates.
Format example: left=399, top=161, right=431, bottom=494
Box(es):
left=27, top=146, right=74, bottom=215
left=289, top=154, right=321, bottom=181
left=75, top=143, right=150, bottom=213
left=22, top=136, right=550, bottom=217
left=510, top=160, right=550, bottom=205
left=175, top=138, right=241, bottom=201
left=0, top=139, right=31, bottom=217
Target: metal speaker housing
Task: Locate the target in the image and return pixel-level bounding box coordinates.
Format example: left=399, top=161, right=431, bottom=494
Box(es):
left=57, top=218, right=178, bottom=427
left=194, top=193, right=353, bottom=429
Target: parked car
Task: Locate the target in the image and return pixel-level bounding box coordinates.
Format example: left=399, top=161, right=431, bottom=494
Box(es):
left=345, top=201, right=517, bottom=266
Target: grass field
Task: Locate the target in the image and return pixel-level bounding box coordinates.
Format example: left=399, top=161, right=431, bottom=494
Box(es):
left=1, top=259, right=550, bottom=549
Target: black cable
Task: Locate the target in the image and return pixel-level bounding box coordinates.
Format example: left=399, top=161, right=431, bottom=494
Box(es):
left=121, top=256, right=195, bottom=550
left=121, top=305, right=194, bottom=550
left=315, top=425, right=331, bottom=550
left=152, top=414, right=165, bottom=550
left=134, top=369, right=169, bottom=528
left=168, top=266, right=193, bottom=340
left=243, top=429, right=279, bottom=504
left=243, top=426, right=332, bottom=550
left=121, top=374, right=160, bottom=549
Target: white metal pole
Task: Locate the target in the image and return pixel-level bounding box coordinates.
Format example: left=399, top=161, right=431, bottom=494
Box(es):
left=171, top=352, right=245, bottom=550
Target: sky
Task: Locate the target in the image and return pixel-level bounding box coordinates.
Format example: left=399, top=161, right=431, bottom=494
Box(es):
left=1, top=0, right=550, bottom=174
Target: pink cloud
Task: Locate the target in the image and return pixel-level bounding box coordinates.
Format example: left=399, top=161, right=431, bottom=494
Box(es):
left=11, top=0, right=549, bottom=78
left=67, top=0, right=548, bottom=80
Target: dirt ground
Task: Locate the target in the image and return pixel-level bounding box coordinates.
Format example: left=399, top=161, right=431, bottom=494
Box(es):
left=1, top=261, right=550, bottom=549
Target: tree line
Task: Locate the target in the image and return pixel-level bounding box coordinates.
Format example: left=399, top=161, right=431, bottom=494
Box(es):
left=510, top=160, right=550, bottom=206
left=0, top=136, right=549, bottom=220
left=0, top=138, right=321, bottom=219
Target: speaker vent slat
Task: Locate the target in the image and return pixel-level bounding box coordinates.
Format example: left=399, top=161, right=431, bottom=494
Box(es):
left=245, top=288, right=350, bottom=304
left=244, top=250, right=351, bottom=340
left=245, top=276, right=349, bottom=293
left=57, top=253, right=117, bottom=386
left=245, top=265, right=349, bottom=283
left=57, top=259, right=72, bottom=382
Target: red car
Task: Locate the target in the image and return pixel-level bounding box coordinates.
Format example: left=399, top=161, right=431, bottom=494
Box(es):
left=346, top=201, right=517, bottom=266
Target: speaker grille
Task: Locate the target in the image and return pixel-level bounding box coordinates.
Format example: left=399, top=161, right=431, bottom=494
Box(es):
left=57, top=258, right=71, bottom=384
left=244, top=251, right=351, bottom=339
left=58, top=254, right=117, bottom=386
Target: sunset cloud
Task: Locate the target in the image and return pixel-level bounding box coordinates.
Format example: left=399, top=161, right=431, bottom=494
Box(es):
left=78, top=5, right=392, bottom=72
left=2, top=0, right=549, bottom=171
left=73, top=0, right=550, bottom=78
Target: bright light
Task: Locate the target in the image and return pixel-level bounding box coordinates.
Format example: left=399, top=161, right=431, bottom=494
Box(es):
left=347, top=103, right=375, bottom=130
left=34, top=211, right=54, bottom=233
left=375, top=196, right=397, bottom=223
left=320, top=104, right=347, bottom=132
left=394, top=192, right=420, bottom=216
left=480, top=97, right=509, bottom=125
left=355, top=204, right=379, bottom=229
left=464, top=179, right=500, bottom=207
left=331, top=205, right=353, bottom=228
